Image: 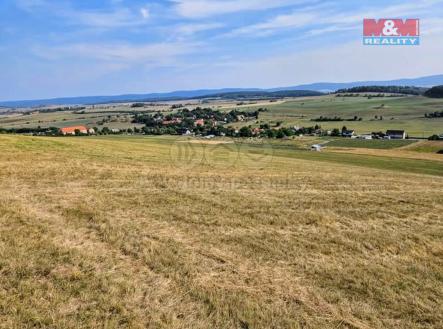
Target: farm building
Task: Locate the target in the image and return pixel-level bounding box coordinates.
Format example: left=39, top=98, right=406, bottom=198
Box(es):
left=310, top=144, right=322, bottom=152
left=342, top=130, right=355, bottom=138
left=60, top=126, right=88, bottom=135
left=386, top=130, right=407, bottom=139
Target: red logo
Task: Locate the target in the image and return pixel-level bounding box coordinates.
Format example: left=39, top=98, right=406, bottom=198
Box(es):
left=363, top=19, right=420, bottom=37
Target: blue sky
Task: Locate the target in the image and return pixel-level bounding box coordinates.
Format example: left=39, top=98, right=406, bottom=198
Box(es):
left=1, top=0, right=443, bottom=100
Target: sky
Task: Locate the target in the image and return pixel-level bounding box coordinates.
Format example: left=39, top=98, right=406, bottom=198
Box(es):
left=1, top=0, right=443, bottom=100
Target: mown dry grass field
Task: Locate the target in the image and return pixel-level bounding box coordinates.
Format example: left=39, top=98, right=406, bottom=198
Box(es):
left=0, top=135, right=442, bottom=329
left=324, top=140, right=443, bottom=163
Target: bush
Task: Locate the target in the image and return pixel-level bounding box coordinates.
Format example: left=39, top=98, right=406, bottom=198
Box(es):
left=239, top=126, right=252, bottom=137
left=331, top=128, right=341, bottom=136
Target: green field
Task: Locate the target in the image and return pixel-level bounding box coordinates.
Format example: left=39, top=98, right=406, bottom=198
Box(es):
left=234, top=95, right=443, bottom=137
left=0, top=106, right=153, bottom=130
left=1, top=95, right=443, bottom=138
left=0, top=135, right=442, bottom=328
left=325, top=138, right=416, bottom=149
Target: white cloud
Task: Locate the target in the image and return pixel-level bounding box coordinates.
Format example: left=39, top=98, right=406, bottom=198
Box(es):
left=73, top=8, right=149, bottom=28
left=7, top=0, right=443, bottom=100
left=223, top=0, right=443, bottom=39
left=14, top=0, right=48, bottom=11
left=15, top=0, right=151, bottom=29
left=172, top=0, right=309, bottom=18
left=140, top=7, right=150, bottom=19
left=208, top=34, right=443, bottom=88
left=422, top=18, right=443, bottom=35
left=175, top=22, right=223, bottom=35
left=227, top=10, right=321, bottom=37
left=32, top=41, right=201, bottom=66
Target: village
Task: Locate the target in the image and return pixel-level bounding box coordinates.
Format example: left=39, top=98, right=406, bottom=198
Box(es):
left=2, top=104, right=426, bottom=143
left=57, top=124, right=410, bottom=140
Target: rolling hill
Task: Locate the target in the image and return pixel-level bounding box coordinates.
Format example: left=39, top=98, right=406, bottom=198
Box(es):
left=277, top=74, right=443, bottom=92
left=1, top=74, right=443, bottom=108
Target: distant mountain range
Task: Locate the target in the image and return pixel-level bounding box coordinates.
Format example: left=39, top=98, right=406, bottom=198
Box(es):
left=1, top=74, right=442, bottom=108
left=191, top=90, right=324, bottom=100
left=278, top=74, right=443, bottom=93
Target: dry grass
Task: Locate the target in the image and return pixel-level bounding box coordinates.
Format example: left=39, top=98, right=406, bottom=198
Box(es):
left=0, top=135, right=442, bottom=329
left=400, top=140, right=443, bottom=153
left=325, top=140, right=443, bottom=162
left=326, top=147, right=443, bottom=162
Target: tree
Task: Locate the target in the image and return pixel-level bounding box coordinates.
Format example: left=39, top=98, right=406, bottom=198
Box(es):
left=239, top=126, right=252, bottom=137
left=276, top=130, right=285, bottom=139
left=266, top=129, right=276, bottom=138
left=428, top=135, right=440, bottom=140
left=331, top=128, right=340, bottom=136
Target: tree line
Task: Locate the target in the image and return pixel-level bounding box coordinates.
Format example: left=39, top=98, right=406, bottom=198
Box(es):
left=424, top=111, right=443, bottom=118
left=336, top=86, right=426, bottom=95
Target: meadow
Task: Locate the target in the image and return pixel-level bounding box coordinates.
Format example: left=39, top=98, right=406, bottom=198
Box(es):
left=0, top=105, right=156, bottom=130
left=324, top=139, right=415, bottom=149
left=1, top=95, right=443, bottom=138
left=0, top=134, right=442, bottom=329
left=232, top=95, right=443, bottom=137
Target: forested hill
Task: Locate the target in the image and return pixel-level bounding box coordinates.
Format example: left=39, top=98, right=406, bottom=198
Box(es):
left=335, top=86, right=428, bottom=95
left=196, top=90, right=324, bottom=99
left=424, top=86, right=443, bottom=98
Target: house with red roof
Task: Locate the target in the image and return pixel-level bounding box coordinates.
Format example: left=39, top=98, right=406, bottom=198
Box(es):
left=194, top=119, right=205, bottom=126
left=59, top=126, right=89, bottom=135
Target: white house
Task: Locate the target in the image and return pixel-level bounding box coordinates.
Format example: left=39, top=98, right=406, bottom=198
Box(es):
left=342, top=130, right=355, bottom=138
left=310, top=144, right=322, bottom=152
left=358, top=134, right=373, bottom=140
